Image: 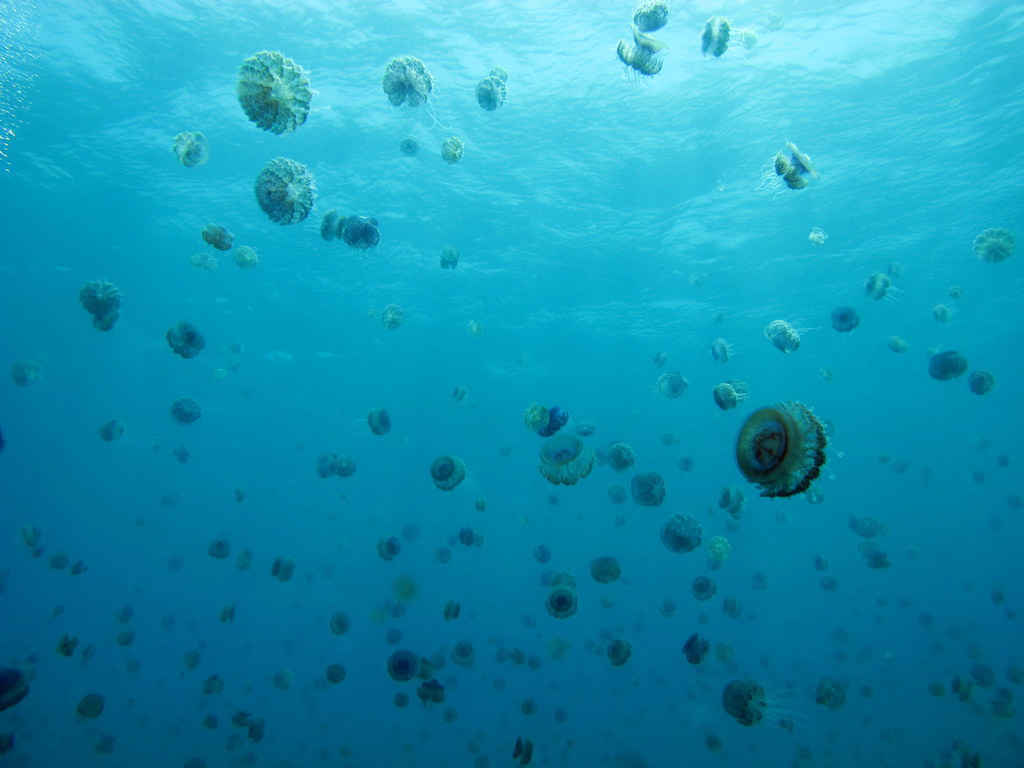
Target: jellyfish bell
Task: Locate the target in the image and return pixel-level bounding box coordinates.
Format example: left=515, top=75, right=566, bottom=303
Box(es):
left=722, top=679, right=801, bottom=729
left=973, top=227, right=1014, bottom=263
left=237, top=51, right=312, bottom=135
left=928, top=350, right=968, bottom=381
left=538, top=434, right=594, bottom=486
left=701, top=16, right=731, bottom=57
left=340, top=215, right=380, bottom=249
left=655, top=371, right=688, bottom=398
left=709, top=337, right=734, bottom=363
left=764, top=320, right=800, bottom=353
left=616, top=40, right=664, bottom=77
left=864, top=272, right=891, bottom=300
left=476, top=74, right=506, bottom=111
left=967, top=370, right=995, bottom=395
left=786, top=142, right=819, bottom=178
left=830, top=306, right=859, bottom=333
left=535, top=406, right=568, bottom=437
left=382, top=56, right=434, bottom=108
left=713, top=382, right=745, bottom=411
left=430, top=455, right=466, bottom=491
left=441, top=136, right=464, bottom=164
left=255, top=157, right=316, bottom=225
left=0, top=669, right=28, bottom=712
left=808, top=227, right=828, bottom=245
left=172, top=131, right=209, bottom=167
left=166, top=321, right=206, bottom=359
left=735, top=402, right=827, bottom=498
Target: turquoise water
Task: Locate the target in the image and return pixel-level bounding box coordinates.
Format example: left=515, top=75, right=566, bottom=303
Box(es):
left=1, top=0, right=1022, bottom=765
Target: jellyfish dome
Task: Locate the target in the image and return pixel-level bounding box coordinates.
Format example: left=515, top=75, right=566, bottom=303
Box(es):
left=340, top=215, right=381, bottom=249
left=691, top=575, right=717, bottom=601
left=590, top=556, right=622, bottom=584
left=607, top=639, right=632, bottom=666
left=430, top=455, right=466, bottom=491
left=11, top=360, right=43, bottom=387
left=320, top=210, right=340, bottom=241
left=386, top=649, right=420, bottom=682
left=633, top=1, right=669, bottom=32
left=682, top=634, right=709, bottom=665
left=201, top=224, right=234, bottom=250
left=0, top=669, right=29, bottom=712
left=368, top=407, right=391, bottom=435
left=864, top=272, right=891, bottom=300
left=815, top=677, right=846, bottom=709
left=476, top=74, right=506, bottom=111
left=381, top=304, right=405, bottom=330
left=441, top=136, right=465, bottom=164
left=536, top=406, right=568, bottom=437
left=545, top=585, right=578, bottom=619
left=764, top=320, right=800, bottom=353
left=630, top=471, right=665, bottom=506
left=79, top=280, right=122, bottom=331
left=928, top=351, right=968, bottom=381
left=172, top=131, right=209, bottom=167
left=830, top=306, right=860, bottom=333
left=736, top=402, right=827, bottom=498
left=713, top=382, right=743, bottom=411
left=616, top=39, right=663, bottom=77
left=973, top=227, right=1014, bottom=263
left=655, top=371, right=688, bottom=398
left=381, top=56, right=434, bottom=107
left=538, top=434, right=594, bottom=486
left=701, top=16, right=731, bottom=57
left=440, top=245, right=459, bottom=269
left=166, top=321, right=206, bottom=359
left=660, top=514, right=702, bottom=553
left=234, top=245, right=259, bottom=269
left=170, top=396, right=203, bottom=425
left=967, top=370, right=995, bottom=395
left=722, top=680, right=802, bottom=728
left=399, top=137, right=419, bottom=156
left=237, top=51, right=312, bottom=135
left=255, top=157, right=316, bottom=225
left=606, top=442, right=636, bottom=472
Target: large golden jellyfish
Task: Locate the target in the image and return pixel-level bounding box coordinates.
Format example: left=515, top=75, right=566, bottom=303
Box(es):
left=538, top=434, right=594, bottom=486
left=735, top=402, right=826, bottom=498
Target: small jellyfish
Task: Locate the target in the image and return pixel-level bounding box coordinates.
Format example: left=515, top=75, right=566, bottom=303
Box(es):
left=606, top=639, right=632, bottom=667
left=661, top=514, right=702, bottom=553
left=377, top=536, right=401, bottom=561
left=0, top=669, right=29, bottom=713
left=616, top=37, right=664, bottom=77
left=764, top=320, right=800, bottom=353
left=77, top=693, right=105, bottom=719
left=932, top=304, right=950, bottom=323
left=590, top=557, right=622, bottom=584
left=172, top=131, right=209, bottom=167
left=691, top=576, right=717, bottom=601
left=606, top=441, right=636, bottom=471
left=476, top=69, right=507, bottom=111
left=538, top=433, right=594, bottom=486
left=201, top=224, right=234, bottom=251
left=928, top=351, right=968, bottom=381
left=631, top=471, right=665, bottom=506
left=545, top=585, right=578, bottom=619
left=79, top=280, right=122, bottom=331
left=190, top=252, right=218, bottom=271
left=712, top=382, right=749, bottom=411
left=208, top=539, right=230, bottom=559
left=808, top=227, right=828, bottom=245
left=443, top=600, right=461, bottom=621
left=440, top=245, right=459, bottom=269
left=709, top=338, right=733, bottom=363
left=255, top=156, right=316, bottom=225
left=386, top=649, right=420, bottom=682
left=701, top=16, right=731, bottom=57
left=888, top=336, right=908, bottom=353
left=655, top=371, right=688, bottom=398
left=325, top=664, right=346, bottom=684
left=865, top=272, right=891, bottom=300
left=319, top=210, right=340, bottom=241
left=340, top=215, right=381, bottom=249
left=607, top=484, right=627, bottom=504
left=11, top=360, right=42, bottom=386
left=535, top=406, right=568, bottom=437
left=237, top=51, right=312, bottom=134
left=948, top=285, right=964, bottom=300
left=815, top=677, right=846, bottom=709
left=706, top=536, right=732, bottom=568
left=735, top=402, right=827, bottom=498
left=170, top=396, right=202, bottom=424
left=967, top=370, right=994, bottom=395
left=682, top=634, right=710, bottom=665
left=973, top=227, right=1014, bottom=263
left=367, top=407, right=391, bottom=435
left=450, top=641, right=475, bottom=667
left=381, top=304, right=404, bottom=330
left=830, top=306, right=859, bottom=333
left=98, top=419, right=126, bottom=442
left=399, top=137, right=419, bottom=156
left=441, top=136, right=464, bottom=164
left=652, top=351, right=668, bottom=367
left=633, top=1, right=669, bottom=32
left=270, top=556, right=296, bottom=582
left=533, top=544, right=552, bottom=564
left=166, top=321, right=206, bottom=359
left=430, top=455, right=467, bottom=491
left=329, top=612, right=350, bottom=635
left=233, top=245, right=259, bottom=269
left=381, top=56, right=434, bottom=107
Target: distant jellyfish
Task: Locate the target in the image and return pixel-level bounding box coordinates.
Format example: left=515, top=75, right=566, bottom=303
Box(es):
left=533, top=544, right=551, bottom=564
left=441, top=136, right=464, bottom=164
left=79, top=280, right=122, bottom=331
left=190, top=252, right=218, bottom=271
left=721, top=679, right=780, bottom=726
left=170, top=396, right=202, bottom=424
left=606, top=639, right=632, bottom=667
left=655, top=371, right=688, bottom=398
left=166, top=321, right=206, bottom=359
left=815, top=677, right=846, bottom=709
left=450, top=641, right=475, bottom=666
left=808, top=227, right=828, bottom=245
left=682, top=634, right=710, bottom=665
left=172, top=131, right=209, bottom=167
left=536, top=406, right=568, bottom=437
left=590, top=557, right=622, bottom=584
left=630, top=472, right=665, bottom=506
left=237, top=51, right=312, bottom=134
left=233, top=245, right=259, bottom=269
left=207, top=539, right=230, bottom=559
left=712, top=382, right=748, bottom=411
left=735, top=402, right=827, bottom=498
left=932, top=304, right=950, bottom=323
left=606, top=442, right=636, bottom=472
left=691, top=576, right=717, bottom=601
left=830, top=306, right=859, bottom=333
left=377, top=536, right=401, bottom=561
left=706, top=536, right=732, bottom=568
left=660, top=514, right=702, bottom=553
left=11, top=360, right=43, bottom=386
left=0, top=669, right=28, bottom=713
left=340, top=215, right=381, bottom=249
left=386, top=649, right=420, bottom=682
left=723, top=596, right=744, bottom=618
left=381, top=56, right=434, bottom=107
left=271, top=556, right=296, bottom=582
left=319, top=210, right=340, bottom=241
left=973, top=227, right=1014, bottom=263
left=381, top=304, right=404, bottom=330
left=201, top=224, right=234, bottom=251
left=709, top=338, right=733, bottom=363
left=326, top=664, right=346, bottom=684
left=864, top=272, right=891, bottom=300
left=255, top=157, right=316, bottom=225
left=764, top=320, right=800, bottom=353
left=98, top=419, right=126, bottom=442
left=368, top=407, right=391, bottom=435
left=928, top=351, right=968, bottom=381
left=545, top=585, right=578, bottom=619
left=701, top=16, right=731, bottom=57
left=476, top=70, right=507, bottom=111
left=443, top=600, right=461, bottom=620
left=888, top=336, right=908, bottom=353
left=329, top=612, right=350, bottom=635
left=633, top=1, right=669, bottom=31
left=430, top=455, right=466, bottom=491
left=440, top=245, right=459, bottom=269
left=538, top=434, right=594, bottom=486
left=399, top=137, right=419, bottom=156
left=77, top=693, right=105, bottom=719
left=967, top=370, right=995, bottom=395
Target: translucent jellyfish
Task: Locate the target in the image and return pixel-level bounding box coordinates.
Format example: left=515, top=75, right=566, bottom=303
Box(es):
left=709, top=337, right=734, bottom=363
left=326, top=664, right=346, bottom=684
left=450, top=641, right=475, bottom=666
left=377, top=536, right=400, bottom=561
left=590, top=556, right=622, bottom=584
left=631, top=471, right=665, bottom=506
left=79, top=280, right=122, bottom=331
left=172, top=131, right=209, bottom=167
left=607, top=484, right=627, bottom=504
left=329, top=612, right=350, bottom=635
left=713, top=382, right=749, bottom=411
left=538, top=434, right=594, bottom=486
left=399, top=138, right=419, bottom=156
left=887, top=335, right=908, bottom=353
left=722, top=679, right=799, bottom=728
left=815, top=677, right=846, bottom=709
left=928, top=351, right=968, bottom=381
left=381, top=56, right=434, bottom=107
left=208, top=539, right=230, bottom=559
left=661, top=514, right=702, bottom=553
left=340, top=215, right=381, bottom=249
left=441, top=136, right=464, bottom=164
left=0, top=669, right=28, bottom=712
left=234, top=245, right=259, bottom=269
left=533, top=544, right=552, bottom=564
left=735, top=402, right=827, bottom=498
left=691, top=576, right=717, bottom=601
left=545, top=585, right=578, bottom=618
left=607, top=639, right=632, bottom=666
left=633, top=1, right=669, bottom=32
left=367, top=407, right=391, bottom=435
left=440, top=245, right=459, bottom=269
left=170, top=396, right=202, bottom=425
left=764, top=320, right=800, bottom=353
left=476, top=69, right=507, bottom=111
left=864, top=272, right=891, bottom=300
left=98, top=419, right=126, bottom=442
left=317, top=452, right=356, bottom=478
left=166, top=321, right=205, bottom=359
left=381, top=304, right=404, bottom=330
left=77, top=693, right=105, bottom=719
left=967, top=370, right=995, bottom=395
left=616, top=32, right=664, bottom=77
left=11, top=360, right=42, bottom=386
left=319, top=210, right=340, bottom=241
left=255, top=157, right=316, bottom=225
left=607, top=442, right=636, bottom=472
left=808, top=227, right=828, bottom=245
left=701, top=16, right=731, bottom=57
left=655, top=371, right=688, bottom=398
left=723, top=596, right=743, bottom=618
left=932, top=304, right=950, bottom=323
left=430, top=455, right=466, bottom=491
left=190, top=252, right=218, bottom=271
left=830, top=306, right=859, bottom=333
left=201, top=224, right=233, bottom=251
left=652, top=351, right=668, bottom=367
left=237, top=51, right=312, bottom=135
left=973, top=227, right=1014, bottom=263
left=386, top=649, right=420, bottom=682
left=706, top=536, right=732, bottom=568
left=271, top=556, right=296, bottom=582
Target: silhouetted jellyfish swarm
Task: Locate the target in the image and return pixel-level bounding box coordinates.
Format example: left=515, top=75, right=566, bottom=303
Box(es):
left=545, top=585, right=578, bottom=618
left=973, top=227, right=1014, bottom=263
left=661, top=514, right=702, bottom=553
left=967, top=370, right=995, bottom=395
left=683, top=634, right=710, bottom=665
left=79, top=280, right=121, bottom=331
left=77, top=693, right=105, bottom=719
left=538, top=434, right=594, bottom=486
left=607, top=639, right=632, bottom=666
left=691, top=575, right=717, bottom=601
left=722, top=679, right=766, bottom=726
left=607, top=442, right=636, bottom=471
left=237, top=51, right=312, bottom=134
left=0, top=669, right=28, bottom=712
left=631, top=471, right=665, bottom=506
left=173, top=131, right=208, bottom=167
left=340, top=215, right=380, bottom=249
left=735, top=402, right=827, bottom=498
left=381, top=56, right=434, bottom=107
left=255, top=157, right=316, bottom=225
left=815, top=677, right=846, bottom=709
left=928, top=351, right=968, bottom=381
left=386, top=650, right=420, bottom=682
left=430, top=455, right=466, bottom=491
left=476, top=69, right=507, bottom=111
left=98, top=419, right=126, bottom=442
left=368, top=407, right=391, bottom=435
left=166, top=321, right=206, bottom=359
left=201, top=224, right=234, bottom=250
left=590, top=556, right=621, bottom=584
left=170, top=397, right=202, bottom=424
left=830, top=306, right=859, bottom=332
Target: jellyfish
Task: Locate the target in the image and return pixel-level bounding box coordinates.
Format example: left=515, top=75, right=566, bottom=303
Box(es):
left=723, top=596, right=743, bottom=618
left=590, top=556, right=622, bottom=584
left=476, top=70, right=507, bottom=111
left=764, top=320, right=801, bottom=353
left=11, top=360, right=42, bottom=386
left=691, top=576, right=717, bottom=601
left=79, top=280, right=121, bottom=331
left=170, top=396, right=202, bottom=424
left=682, top=634, right=709, bottom=665
left=928, top=351, right=968, bottom=381
left=190, top=252, right=218, bottom=271
left=166, top=321, right=206, bottom=359
left=368, top=407, right=391, bottom=435
left=709, top=337, right=733, bottom=363
left=208, top=539, right=230, bottom=559
left=864, top=272, right=891, bottom=300
left=533, top=406, right=568, bottom=438
left=539, top=434, right=594, bottom=486
left=830, top=306, right=859, bottom=333
left=973, top=227, right=1014, bottom=263
left=382, top=55, right=434, bottom=107
left=399, top=137, right=419, bottom=156
left=430, top=455, right=466, bottom=491
left=815, top=677, right=846, bottom=709
left=172, top=131, right=209, bottom=167
left=607, top=639, right=632, bottom=667
left=655, top=371, right=688, bottom=398
left=450, top=641, right=475, bottom=666
left=443, top=600, right=461, bottom=621
left=98, top=419, right=126, bottom=442
left=317, top=452, right=346, bottom=478
left=325, top=664, right=346, bottom=684
left=440, top=245, right=459, bottom=269
left=77, top=693, right=105, bottom=719
left=967, top=370, right=995, bottom=395
left=888, top=336, right=908, bottom=353
left=933, top=304, right=950, bottom=323
left=722, top=679, right=799, bottom=728
left=340, top=215, right=381, bottom=249
left=271, top=556, right=296, bottom=582
left=661, top=514, right=702, bottom=553
left=237, top=51, right=312, bottom=134
left=606, top=442, right=636, bottom=472
left=201, top=224, right=234, bottom=251
left=735, top=402, right=827, bottom=498
left=255, top=156, right=316, bottom=225
left=229, top=245, right=258, bottom=269
left=616, top=22, right=666, bottom=77
left=607, top=484, right=627, bottom=504
left=381, top=304, right=404, bottom=330
left=0, top=669, right=28, bottom=713
left=533, top=544, right=552, bottom=564
left=385, top=649, right=420, bottom=682
left=808, top=227, right=828, bottom=245
left=701, top=16, right=731, bottom=57
left=713, top=382, right=749, bottom=411
left=546, top=585, right=578, bottom=619
left=633, top=1, right=669, bottom=31
left=317, top=210, right=340, bottom=241
left=441, top=136, right=464, bottom=164
left=706, top=536, right=732, bottom=568
left=377, top=536, right=401, bottom=561
left=652, top=351, right=668, bottom=367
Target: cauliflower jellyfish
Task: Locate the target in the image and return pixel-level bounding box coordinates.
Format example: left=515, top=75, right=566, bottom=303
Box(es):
left=233, top=245, right=259, bottom=269
left=764, top=320, right=801, bottom=353
left=545, top=585, right=578, bottom=618
left=538, top=434, right=594, bottom=486
left=476, top=68, right=508, bottom=111
left=340, top=215, right=381, bottom=249
left=722, top=679, right=801, bottom=729
left=237, top=51, right=312, bottom=135
left=928, top=351, right=968, bottom=381
left=633, top=1, right=668, bottom=32
left=201, top=224, right=233, bottom=250
left=441, top=136, right=465, bottom=164
left=399, top=137, right=419, bottom=156
left=430, top=455, right=466, bottom=491
left=967, top=370, right=994, bottom=395
left=255, top=157, right=316, bottom=225
left=655, top=371, right=688, bottom=398
left=166, top=321, right=206, bottom=359
left=630, top=471, right=665, bottom=506
left=79, top=280, right=122, bottom=331
left=736, top=402, right=827, bottom=498
left=709, top=337, right=734, bottom=363
left=864, top=272, right=891, bottom=300
left=973, top=227, right=1014, bottom=263
left=172, top=131, right=209, bottom=167
left=381, top=304, right=404, bottom=330
left=830, top=306, right=859, bottom=333
left=382, top=56, right=434, bottom=108
left=320, top=210, right=340, bottom=241
left=440, top=245, right=459, bottom=269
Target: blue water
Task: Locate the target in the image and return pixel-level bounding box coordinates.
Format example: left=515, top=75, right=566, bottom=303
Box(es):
left=1, top=0, right=1022, bottom=766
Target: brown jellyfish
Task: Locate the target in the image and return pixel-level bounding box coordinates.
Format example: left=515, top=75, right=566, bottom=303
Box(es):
left=735, top=402, right=827, bottom=498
